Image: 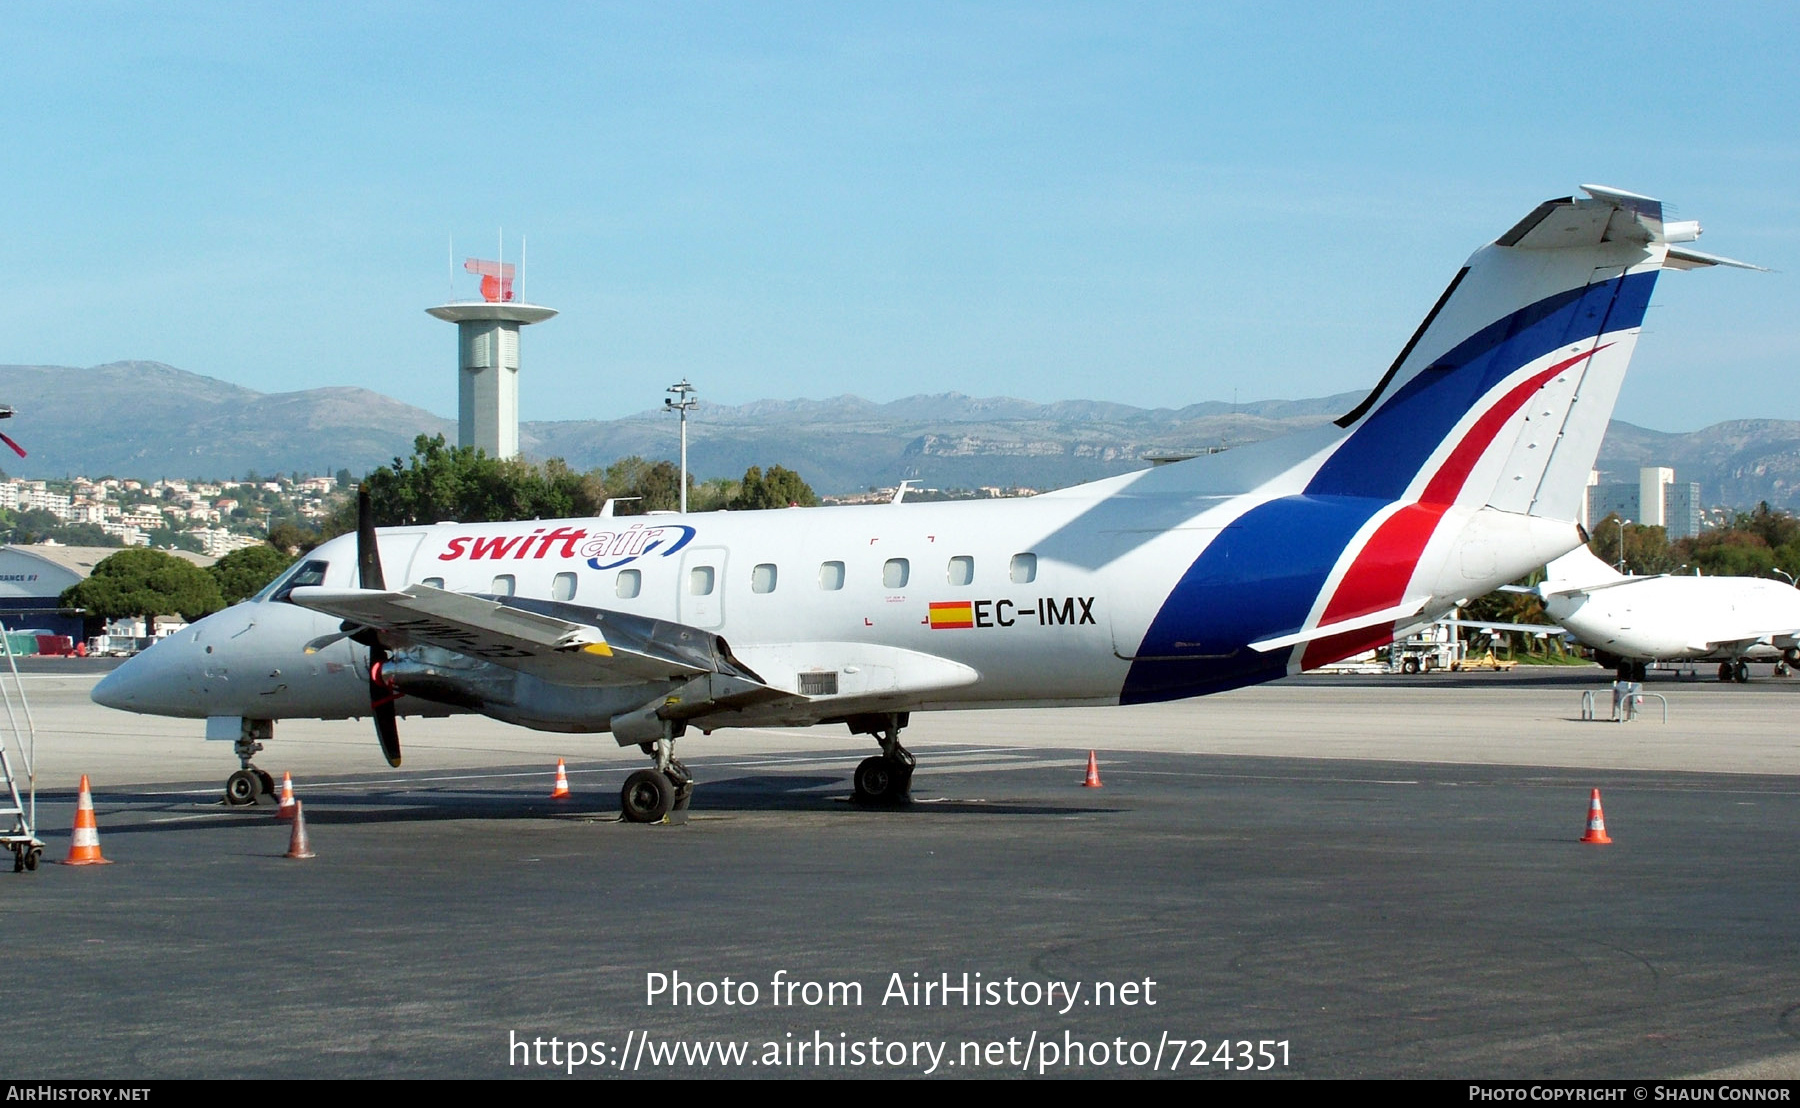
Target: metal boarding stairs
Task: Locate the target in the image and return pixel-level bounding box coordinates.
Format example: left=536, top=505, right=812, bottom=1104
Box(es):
left=0, top=624, right=42, bottom=872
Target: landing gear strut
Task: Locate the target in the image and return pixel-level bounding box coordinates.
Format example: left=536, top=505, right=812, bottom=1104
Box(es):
left=849, top=712, right=914, bottom=807
left=620, top=723, right=691, bottom=824
left=224, top=720, right=276, bottom=807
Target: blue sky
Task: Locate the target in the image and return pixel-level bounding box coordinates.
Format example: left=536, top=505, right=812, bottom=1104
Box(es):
left=5, top=2, right=1795, bottom=431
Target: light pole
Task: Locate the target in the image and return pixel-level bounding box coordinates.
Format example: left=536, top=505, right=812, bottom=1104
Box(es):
left=663, top=379, right=698, bottom=514
left=1616, top=517, right=1626, bottom=573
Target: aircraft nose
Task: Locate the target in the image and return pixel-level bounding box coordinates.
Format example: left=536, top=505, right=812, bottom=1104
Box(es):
left=92, top=640, right=194, bottom=715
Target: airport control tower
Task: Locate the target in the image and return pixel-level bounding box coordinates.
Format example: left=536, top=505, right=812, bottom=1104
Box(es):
left=427, top=258, right=556, bottom=460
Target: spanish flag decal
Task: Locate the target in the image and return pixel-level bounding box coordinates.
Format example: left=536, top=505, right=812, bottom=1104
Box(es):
left=928, top=601, right=975, bottom=629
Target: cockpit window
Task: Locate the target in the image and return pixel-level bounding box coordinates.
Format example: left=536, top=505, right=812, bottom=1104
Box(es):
left=264, top=559, right=329, bottom=603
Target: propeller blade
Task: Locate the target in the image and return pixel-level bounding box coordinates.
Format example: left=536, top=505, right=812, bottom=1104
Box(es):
left=369, top=650, right=402, bottom=767
left=357, top=488, right=385, bottom=591
left=356, top=490, right=401, bottom=764
left=0, top=432, right=26, bottom=458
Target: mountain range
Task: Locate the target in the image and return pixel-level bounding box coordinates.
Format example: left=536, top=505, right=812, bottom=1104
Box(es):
left=4, top=361, right=1799, bottom=511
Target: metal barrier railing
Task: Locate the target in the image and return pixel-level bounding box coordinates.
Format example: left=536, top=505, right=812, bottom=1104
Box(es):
left=1581, top=684, right=1668, bottom=723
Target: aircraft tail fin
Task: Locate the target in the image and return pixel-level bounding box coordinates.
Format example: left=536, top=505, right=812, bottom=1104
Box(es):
left=1307, top=186, right=1747, bottom=522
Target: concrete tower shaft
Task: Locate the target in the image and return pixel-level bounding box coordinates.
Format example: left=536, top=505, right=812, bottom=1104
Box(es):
left=426, top=300, right=556, bottom=460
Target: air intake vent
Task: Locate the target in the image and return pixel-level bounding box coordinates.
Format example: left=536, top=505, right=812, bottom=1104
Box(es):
left=798, top=672, right=839, bottom=696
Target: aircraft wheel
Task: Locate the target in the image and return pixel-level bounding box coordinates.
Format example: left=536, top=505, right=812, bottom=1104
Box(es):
left=1718, top=662, right=1734, bottom=683
left=668, top=760, right=694, bottom=812
left=1734, top=660, right=1751, bottom=684
left=254, top=769, right=275, bottom=797
left=224, top=769, right=261, bottom=807
left=853, top=755, right=912, bottom=806
left=620, top=769, right=675, bottom=824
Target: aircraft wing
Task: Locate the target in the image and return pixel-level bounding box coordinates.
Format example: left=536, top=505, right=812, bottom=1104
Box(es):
left=288, top=584, right=759, bottom=688
left=1444, top=618, right=1567, bottom=636
left=1689, top=629, right=1800, bottom=656
left=1541, top=575, right=1664, bottom=599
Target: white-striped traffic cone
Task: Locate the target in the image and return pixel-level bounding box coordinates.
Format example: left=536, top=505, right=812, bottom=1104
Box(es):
left=1580, top=788, right=1613, bottom=844
left=285, top=799, right=316, bottom=860
left=64, top=775, right=111, bottom=865
left=275, top=772, right=297, bottom=822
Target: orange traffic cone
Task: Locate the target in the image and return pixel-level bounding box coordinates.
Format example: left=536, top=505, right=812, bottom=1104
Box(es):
left=64, top=774, right=111, bottom=865
left=1082, top=751, right=1103, bottom=788
left=275, top=772, right=297, bottom=822
left=551, top=758, right=571, bottom=799
left=1580, top=788, right=1612, bottom=844
left=285, top=799, right=316, bottom=859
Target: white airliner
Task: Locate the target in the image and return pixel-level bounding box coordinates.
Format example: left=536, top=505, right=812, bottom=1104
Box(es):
left=92, top=186, right=1755, bottom=821
left=1526, top=545, right=1800, bottom=683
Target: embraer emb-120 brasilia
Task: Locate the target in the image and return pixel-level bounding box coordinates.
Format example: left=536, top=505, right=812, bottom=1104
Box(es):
left=93, top=186, right=1758, bottom=822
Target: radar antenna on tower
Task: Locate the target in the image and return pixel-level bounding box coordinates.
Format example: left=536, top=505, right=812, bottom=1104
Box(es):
left=427, top=237, right=556, bottom=461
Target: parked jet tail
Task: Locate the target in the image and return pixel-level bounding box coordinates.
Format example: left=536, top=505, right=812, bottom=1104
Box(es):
left=1120, top=186, right=1753, bottom=703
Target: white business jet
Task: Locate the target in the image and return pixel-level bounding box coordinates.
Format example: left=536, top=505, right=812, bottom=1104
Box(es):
left=91, top=186, right=1755, bottom=821
left=1529, top=544, right=1800, bottom=683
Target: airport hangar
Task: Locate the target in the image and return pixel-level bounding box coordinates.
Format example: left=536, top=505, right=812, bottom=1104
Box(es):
left=0, top=543, right=215, bottom=644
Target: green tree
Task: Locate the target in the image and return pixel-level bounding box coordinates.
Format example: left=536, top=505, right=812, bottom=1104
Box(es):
left=1671, top=501, right=1800, bottom=580
left=208, top=545, right=294, bottom=605
left=144, top=527, right=205, bottom=554
left=266, top=520, right=324, bottom=556
left=727, top=464, right=818, bottom=510
left=357, top=435, right=602, bottom=527
left=0, top=508, right=68, bottom=544
left=1678, top=528, right=1778, bottom=578
left=1586, top=514, right=1675, bottom=575
left=60, top=548, right=225, bottom=636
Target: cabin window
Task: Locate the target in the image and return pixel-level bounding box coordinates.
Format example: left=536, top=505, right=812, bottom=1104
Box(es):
left=552, top=572, right=578, bottom=602
left=947, top=556, right=974, bottom=586
left=690, top=566, right=716, bottom=596
left=1010, top=553, right=1037, bottom=584
left=883, top=558, right=910, bottom=589
left=421, top=577, right=444, bottom=589
left=819, top=561, right=845, bottom=591
left=616, top=569, right=641, bottom=599
left=752, top=563, right=778, bottom=593
left=491, top=574, right=516, bottom=596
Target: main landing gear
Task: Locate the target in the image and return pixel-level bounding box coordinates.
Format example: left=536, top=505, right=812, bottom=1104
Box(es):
left=620, top=723, right=692, bottom=824
left=849, top=712, right=914, bottom=807
left=224, top=720, right=277, bottom=807
left=1718, top=660, right=1751, bottom=684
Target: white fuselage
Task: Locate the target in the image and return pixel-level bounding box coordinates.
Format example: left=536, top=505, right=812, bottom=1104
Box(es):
left=1547, top=573, right=1800, bottom=663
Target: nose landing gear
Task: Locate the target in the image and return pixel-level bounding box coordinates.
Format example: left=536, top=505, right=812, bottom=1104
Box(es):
left=223, top=720, right=277, bottom=807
